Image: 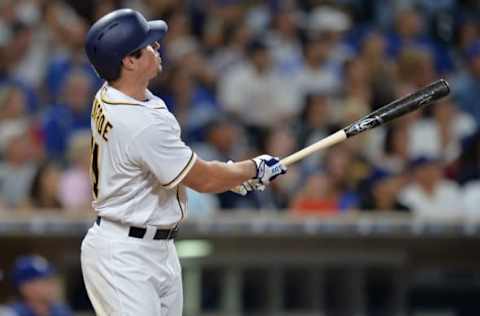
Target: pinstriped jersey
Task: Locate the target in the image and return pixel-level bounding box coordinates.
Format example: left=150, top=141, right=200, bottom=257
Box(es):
left=90, top=83, right=197, bottom=226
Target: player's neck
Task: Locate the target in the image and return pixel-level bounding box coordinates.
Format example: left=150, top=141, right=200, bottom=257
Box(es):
left=110, top=76, right=149, bottom=102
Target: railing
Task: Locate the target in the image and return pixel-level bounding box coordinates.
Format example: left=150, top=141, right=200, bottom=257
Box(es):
left=1, top=211, right=480, bottom=316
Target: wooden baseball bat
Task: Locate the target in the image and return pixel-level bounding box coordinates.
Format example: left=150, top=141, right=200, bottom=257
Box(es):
left=281, top=79, right=450, bottom=166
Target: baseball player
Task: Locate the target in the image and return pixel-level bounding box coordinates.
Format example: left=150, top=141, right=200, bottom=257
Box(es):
left=81, top=9, right=287, bottom=316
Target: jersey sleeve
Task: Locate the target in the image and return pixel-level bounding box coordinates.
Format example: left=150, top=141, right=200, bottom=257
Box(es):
left=129, top=123, right=197, bottom=189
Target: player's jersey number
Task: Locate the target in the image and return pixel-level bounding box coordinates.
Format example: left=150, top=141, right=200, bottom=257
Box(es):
left=90, top=138, right=100, bottom=199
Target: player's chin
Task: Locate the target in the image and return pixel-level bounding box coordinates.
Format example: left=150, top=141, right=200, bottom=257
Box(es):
left=154, top=60, right=163, bottom=73
left=148, top=65, right=162, bottom=79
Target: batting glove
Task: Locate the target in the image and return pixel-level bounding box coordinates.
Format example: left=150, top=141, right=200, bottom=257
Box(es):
left=228, top=160, right=267, bottom=196
left=231, top=179, right=267, bottom=196
left=252, top=154, right=287, bottom=185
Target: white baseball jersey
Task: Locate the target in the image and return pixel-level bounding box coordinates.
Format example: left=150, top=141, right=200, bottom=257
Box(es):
left=90, top=83, right=197, bottom=226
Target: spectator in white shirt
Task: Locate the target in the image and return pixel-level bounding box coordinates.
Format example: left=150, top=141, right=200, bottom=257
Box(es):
left=219, top=37, right=299, bottom=130
left=293, top=35, right=341, bottom=99
left=265, top=6, right=303, bottom=76
left=373, top=121, right=410, bottom=174
left=208, top=22, right=250, bottom=77
left=399, top=157, right=464, bottom=219
left=0, top=122, right=37, bottom=209
left=409, top=99, right=476, bottom=162
left=307, top=6, right=353, bottom=67
left=463, top=181, right=480, bottom=219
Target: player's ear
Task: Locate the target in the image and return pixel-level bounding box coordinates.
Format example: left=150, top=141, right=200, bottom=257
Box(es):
left=122, top=56, right=137, bottom=71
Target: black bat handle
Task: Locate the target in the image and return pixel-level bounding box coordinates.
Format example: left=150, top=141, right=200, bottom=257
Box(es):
left=343, top=79, right=450, bottom=138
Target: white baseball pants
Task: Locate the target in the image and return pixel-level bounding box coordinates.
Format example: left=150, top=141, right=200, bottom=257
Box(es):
left=80, top=221, right=183, bottom=316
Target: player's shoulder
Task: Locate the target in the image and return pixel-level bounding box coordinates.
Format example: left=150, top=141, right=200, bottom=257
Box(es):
left=97, top=85, right=172, bottom=125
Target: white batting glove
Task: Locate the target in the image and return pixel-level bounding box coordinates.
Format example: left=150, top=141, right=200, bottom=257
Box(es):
left=228, top=160, right=267, bottom=196
left=231, top=179, right=266, bottom=196
left=230, top=184, right=248, bottom=195
left=247, top=179, right=266, bottom=192
left=252, top=154, right=287, bottom=185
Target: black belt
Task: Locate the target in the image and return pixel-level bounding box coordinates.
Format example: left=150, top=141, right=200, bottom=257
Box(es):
left=96, top=216, right=178, bottom=240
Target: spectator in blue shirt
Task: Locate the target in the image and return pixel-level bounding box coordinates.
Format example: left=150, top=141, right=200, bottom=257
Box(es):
left=43, top=15, right=101, bottom=103
left=5, top=255, right=72, bottom=316
left=453, top=40, right=480, bottom=125
left=42, top=69, right=93, bottom=161
left=45, top=57, right=100, bottom=105
left=386, top=8, right=454, bottom=74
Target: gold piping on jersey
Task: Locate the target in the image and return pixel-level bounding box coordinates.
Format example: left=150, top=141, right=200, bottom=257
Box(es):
left=100, top=87, right=144, bottom=106
left=162, top=151, right=196, bottom=189
left=176, top=186, right=185, bottom=223
left=101, top=87, right=167, bottom=109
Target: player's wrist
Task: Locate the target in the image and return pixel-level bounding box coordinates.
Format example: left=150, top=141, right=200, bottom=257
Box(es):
left=250, top=159, right=258, bottom=179
left=227, top=160, right=257, bottom=181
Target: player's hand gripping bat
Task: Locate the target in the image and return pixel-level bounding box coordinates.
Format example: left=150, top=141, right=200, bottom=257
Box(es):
left=281, top=79, right=450, bottom=166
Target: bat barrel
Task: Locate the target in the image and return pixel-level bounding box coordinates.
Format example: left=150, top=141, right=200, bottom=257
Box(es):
left=378, top=79, right=450, bottom=120
left=343, top=79, right=450, bottom=138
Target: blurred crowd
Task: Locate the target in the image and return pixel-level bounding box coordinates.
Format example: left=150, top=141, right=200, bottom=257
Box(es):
left=1, top=0, right=480, bottom=220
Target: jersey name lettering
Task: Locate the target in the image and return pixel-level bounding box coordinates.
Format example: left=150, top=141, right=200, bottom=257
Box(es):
left=91, top=99, right=113, bottom=141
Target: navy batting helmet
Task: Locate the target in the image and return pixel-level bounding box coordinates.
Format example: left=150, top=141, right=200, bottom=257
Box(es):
left=85, top=9, right=168, bottom=81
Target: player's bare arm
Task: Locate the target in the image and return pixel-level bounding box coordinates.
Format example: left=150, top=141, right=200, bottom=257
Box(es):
left=181, top=159, right=255, bottom=193
left=182, top=155, right=287, bottom=194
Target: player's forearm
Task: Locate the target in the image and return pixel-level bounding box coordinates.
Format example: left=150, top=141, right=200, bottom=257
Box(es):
left=182, top=159, right=256, bottom=193
left=202, top=160, right=257, bottom=193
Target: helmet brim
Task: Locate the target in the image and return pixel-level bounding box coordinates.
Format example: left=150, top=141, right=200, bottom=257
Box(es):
left=128, top=20, right=168, bottom=54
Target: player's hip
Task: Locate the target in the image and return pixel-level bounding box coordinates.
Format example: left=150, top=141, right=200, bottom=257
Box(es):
left=81, top=223, right=181, bottom=279
left=82, top=220, right=177, bottom=254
